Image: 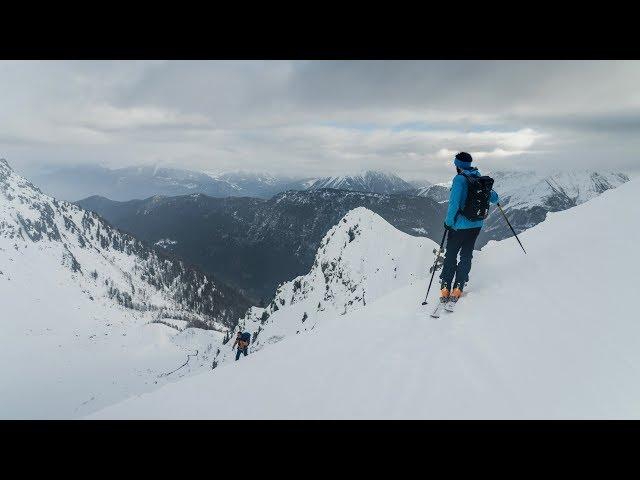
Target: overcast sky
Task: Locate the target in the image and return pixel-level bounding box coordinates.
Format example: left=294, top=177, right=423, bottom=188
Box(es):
left=1, top=60, right=639, bottom=182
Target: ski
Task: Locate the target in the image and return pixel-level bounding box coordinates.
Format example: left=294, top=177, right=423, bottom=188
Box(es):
left=430, top=299, right=448, bottom=318
left=444, top=297, right=458, bottom=313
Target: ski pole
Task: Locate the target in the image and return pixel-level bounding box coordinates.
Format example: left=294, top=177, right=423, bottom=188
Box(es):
left=421, top=229, right=448, bottom=305
left=497, top=203, right=527, bottom=255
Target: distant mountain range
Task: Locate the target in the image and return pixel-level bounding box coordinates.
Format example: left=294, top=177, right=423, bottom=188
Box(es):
left=205, top=170, right=312, bottom=198
left=411, top=170, right=629, bottom=247
left=77, top=169, right=629, bottom=300
left=78, top=189, right=447, bottom=302
left=31, top=165, right=298, bottom=201
left=476, top=170, right=629, bottom=246
left=306, top=170, right=414, bottom=194
left=413, top=183, right=450, bottom=203
left=32, top=165, right=418, bottom=201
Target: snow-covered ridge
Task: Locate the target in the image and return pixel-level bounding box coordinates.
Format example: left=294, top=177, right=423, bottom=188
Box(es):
left=210, top=207, right=435, bottom=367
left=0, top=159, right=244, bottom=327
left=1, top=159, right=252, bottom=418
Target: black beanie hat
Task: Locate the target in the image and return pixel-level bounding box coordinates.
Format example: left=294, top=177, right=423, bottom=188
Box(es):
left=455, top=152, right=473, bottom=163
left=454, top=152, right=473, bottom=169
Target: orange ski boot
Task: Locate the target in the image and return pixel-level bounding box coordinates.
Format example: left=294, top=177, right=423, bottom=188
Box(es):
left=430, top=288, right=449, bottom=318
left=445, top=287, right=463, bottom=312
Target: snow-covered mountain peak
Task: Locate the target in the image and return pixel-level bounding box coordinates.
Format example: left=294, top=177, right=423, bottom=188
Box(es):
left=1, top=159, right=248, bottom=328
left=313, top=206, right=403, bottom=264
left=1, top=159, right=52, bottom=228
left=1, top=158, right=32, bottom=188
left=2, top=160, right=253, bottom=418
left=209, top=207, right=435, bottom=366
left=306, top=170, right=414, bottom=194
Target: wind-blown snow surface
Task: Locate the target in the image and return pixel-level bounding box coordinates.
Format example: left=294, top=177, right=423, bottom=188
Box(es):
left=0, top=159, right=241, bottom=419
left=92, top=180, right=640, bottom=419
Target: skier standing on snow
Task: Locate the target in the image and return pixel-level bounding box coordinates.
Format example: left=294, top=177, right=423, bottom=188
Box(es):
left=232, top=331, right=251, bottom=361
left=438, top=152, right=499, bottom=311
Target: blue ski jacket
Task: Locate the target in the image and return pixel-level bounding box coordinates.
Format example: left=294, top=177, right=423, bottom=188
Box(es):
left=445, top=168, right=499, bottom=230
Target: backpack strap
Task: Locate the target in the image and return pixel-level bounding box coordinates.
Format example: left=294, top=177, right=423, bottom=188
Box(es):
left=454, top=172, right=471, bottom=224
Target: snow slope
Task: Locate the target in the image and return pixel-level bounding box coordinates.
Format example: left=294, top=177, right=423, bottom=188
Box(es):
left=0, top=159, right=247, bottom=419
left=92, top=179, right=640, bottom=419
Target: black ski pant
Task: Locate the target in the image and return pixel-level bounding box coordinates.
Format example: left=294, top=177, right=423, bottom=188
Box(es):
left=235, top=346, right=248, bottom=361
left=439, top=227, right=481, bottom=291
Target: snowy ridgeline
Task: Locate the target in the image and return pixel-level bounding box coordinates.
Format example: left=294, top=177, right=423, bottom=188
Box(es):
left=0, top=159, right=248, bottom=419
left=210, top=207, right=435, bottom=367
left=0, top=159, right=247, bottom=327
left=92, top=180, right=640, bottom=419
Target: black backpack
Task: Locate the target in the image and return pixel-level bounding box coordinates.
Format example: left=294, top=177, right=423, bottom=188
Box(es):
left=457, top=171, right=494, bottom=221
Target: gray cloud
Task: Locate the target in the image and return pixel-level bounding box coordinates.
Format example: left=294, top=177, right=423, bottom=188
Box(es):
left=1, top=60, right=639, bottom=183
